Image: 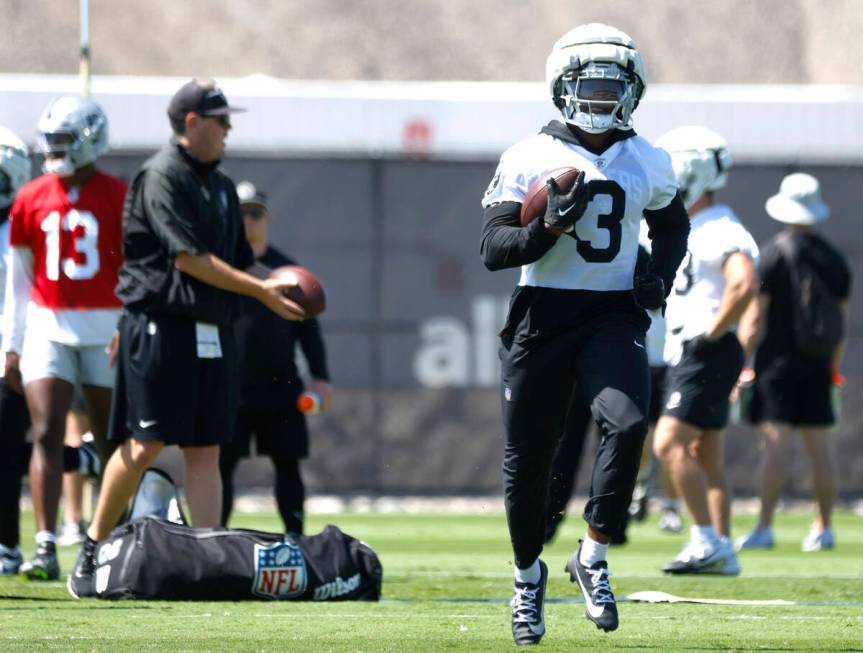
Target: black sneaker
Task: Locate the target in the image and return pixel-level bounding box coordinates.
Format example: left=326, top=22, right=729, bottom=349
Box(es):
left=77, top=440, right=103, bottom=478
left=67, top=537, right=98, bottom=598
left=19, top=541, right=60, bottom=581
left=628, top=483, right=649, bottom=522
left=0, top=545, right=23, bottom=575
left=566, top=544, right=618, bottom=632
left=510, top=560, right=548, bottom=646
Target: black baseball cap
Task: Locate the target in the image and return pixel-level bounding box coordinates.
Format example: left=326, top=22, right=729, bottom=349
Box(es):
left=167, top=78, right=246, bottom=123
left=236, top=181, right=267, bottom=208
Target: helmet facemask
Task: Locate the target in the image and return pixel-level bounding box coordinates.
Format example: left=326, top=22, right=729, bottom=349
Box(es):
left=37, top=131, right=78, bottom=177
left=555, top=62, right=640, bottom=134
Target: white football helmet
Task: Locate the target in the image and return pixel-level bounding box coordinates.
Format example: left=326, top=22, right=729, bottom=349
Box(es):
left=655, top=126, right=732, bottom=209
left=0, top=126, right=31, bottom=210
left=546, top=23, right=647, bottom=134
left=35, top=95, right=109, bottom=177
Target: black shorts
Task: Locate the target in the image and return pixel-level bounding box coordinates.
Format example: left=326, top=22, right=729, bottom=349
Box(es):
left=222, top=405, right=309, bottom=460
left=108, top=312, right=238, bottom=447
left=747, top=359, right=834, bottom=426
left=648, top=366, right=667, bottom=425
left=662, top=333, right=744, bottom=430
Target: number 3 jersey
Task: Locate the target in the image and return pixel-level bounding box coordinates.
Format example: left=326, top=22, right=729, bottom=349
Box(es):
left=663, top=204, right=759, bottom=365
left=482, top=125, right=679, bottom=291
left=3, top=171, right=126, bottom=349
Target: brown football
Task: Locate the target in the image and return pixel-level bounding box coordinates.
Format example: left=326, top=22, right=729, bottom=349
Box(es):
left=519, top=166, right=582, bottom=226
left=269, top=265, right=327, bottom=318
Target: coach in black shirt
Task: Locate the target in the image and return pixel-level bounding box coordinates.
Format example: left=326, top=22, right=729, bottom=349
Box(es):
left=69, top=79, right=305, bottom=598
left=737, top=173, right=851, bottom=553
left=220, top=182, right=332, bottom=535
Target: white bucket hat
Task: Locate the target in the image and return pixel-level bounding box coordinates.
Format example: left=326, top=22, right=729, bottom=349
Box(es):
left=765, top=173, right=830, bottom=225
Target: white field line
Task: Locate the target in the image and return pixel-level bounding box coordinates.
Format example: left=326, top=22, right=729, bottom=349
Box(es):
left=398, top=569, right=863, bottom=581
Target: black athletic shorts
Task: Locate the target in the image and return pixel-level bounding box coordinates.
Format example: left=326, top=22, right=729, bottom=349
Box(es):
left=222, top=405, right=309, bottom=460
left=108, top=312, right=238, bottom=447
left=662, top=332, right=744, bottom=430
left=747, top=358, right=834, bottom=426
left=648, top=366, right=667, bottom=425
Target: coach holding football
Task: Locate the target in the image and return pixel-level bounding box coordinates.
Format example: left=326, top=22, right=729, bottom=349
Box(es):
left=68, top=78, right=305, bottom=598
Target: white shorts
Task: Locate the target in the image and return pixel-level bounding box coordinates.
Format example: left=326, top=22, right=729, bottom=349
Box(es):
left=20, top=336, right=115, bottom=388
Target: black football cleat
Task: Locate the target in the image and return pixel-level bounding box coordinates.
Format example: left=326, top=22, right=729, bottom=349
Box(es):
left=0, top=545, right=23, bottom=576
left=566, top=544, right=619, bottom=632
left=19, top=541, right=60, bottom=581
left=67, top=537, right=98, bottom=598
left=510, top=560, right=548, bottom=646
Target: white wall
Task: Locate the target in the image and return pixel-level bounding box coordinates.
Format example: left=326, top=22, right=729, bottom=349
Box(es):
left=1, top=74, right=862, bottom=163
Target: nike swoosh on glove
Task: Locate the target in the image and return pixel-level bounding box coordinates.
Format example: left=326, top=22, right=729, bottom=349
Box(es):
left=632, top=273, right=665, bottom=311
left=543, top=171, right=589, bottom=232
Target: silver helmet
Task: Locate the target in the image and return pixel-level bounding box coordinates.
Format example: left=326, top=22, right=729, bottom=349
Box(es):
left=546, top=23, right=647, bottom=134
left=655, top=126, right=732, bottom=209
left=0, top=126, right=31, bottom=209
left=35, top=95, right=109, bottom=177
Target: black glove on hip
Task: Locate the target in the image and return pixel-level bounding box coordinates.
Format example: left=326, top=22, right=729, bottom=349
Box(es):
left=632, top=273, right=665, bottom=311
left=543, top=171, right=589, bottom=232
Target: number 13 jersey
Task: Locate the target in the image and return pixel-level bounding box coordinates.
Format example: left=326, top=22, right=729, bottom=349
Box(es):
left=482, top=129, right=678, bottom=291
left=6, top=171, right=126, bottom=345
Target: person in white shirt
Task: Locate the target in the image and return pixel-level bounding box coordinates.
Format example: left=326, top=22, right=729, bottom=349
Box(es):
left=652, top=126, right=759, bottom=575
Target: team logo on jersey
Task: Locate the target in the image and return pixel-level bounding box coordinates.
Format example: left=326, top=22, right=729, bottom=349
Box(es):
left=595, top=158, right=606, bottom=170
left=251, top=541, right=307, bottom=599
left=484, top=172, right=501, bottom=198
left=665, top=391, right=682, bottom=410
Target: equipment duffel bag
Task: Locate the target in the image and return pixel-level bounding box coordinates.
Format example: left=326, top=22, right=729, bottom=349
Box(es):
left=93, top=517, right=382, bottom=601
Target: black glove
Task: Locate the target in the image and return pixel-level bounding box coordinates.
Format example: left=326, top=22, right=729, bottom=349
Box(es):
left=687, top=334, right=715, bottom=357
left=543, top=171, right=589, bottom=232
left=632, top=273, right=665, bottom=311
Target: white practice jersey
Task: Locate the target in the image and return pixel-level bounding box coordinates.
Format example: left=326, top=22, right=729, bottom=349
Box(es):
left=482, top=131, right=678, bottom=291
left=638, top=221, right=667, bottom=367
left=664, top=204, right=758, bottom=365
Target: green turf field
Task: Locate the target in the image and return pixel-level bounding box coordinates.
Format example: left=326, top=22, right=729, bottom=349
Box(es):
left=1, top=509, right=861, bottom=651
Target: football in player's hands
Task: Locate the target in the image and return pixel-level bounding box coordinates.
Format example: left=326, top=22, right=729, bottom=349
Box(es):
left=632, top=273, right=665, bottom=311
left=520, top=167, right=583, bottom=227
left=269, top=266, right=327, bottom=318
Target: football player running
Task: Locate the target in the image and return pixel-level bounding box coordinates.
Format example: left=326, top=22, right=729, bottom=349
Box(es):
left=652, top=126, right=759, bottom=576
left=2, top=96, right=126, bottom=580
left=481, top=24, right=689, bottom=642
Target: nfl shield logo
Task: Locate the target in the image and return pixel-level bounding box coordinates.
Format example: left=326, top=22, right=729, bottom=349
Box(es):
left=504, top=386, right=512, bottom=402
left=252, top=541, right=308, bottom=599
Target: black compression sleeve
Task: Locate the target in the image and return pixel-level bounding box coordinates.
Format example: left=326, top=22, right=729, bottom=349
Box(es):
left=479, top=201, right=559, bottom=271
left=642, top=193, right=690, bottom=295
left=297, top=318, right=330, bottom=381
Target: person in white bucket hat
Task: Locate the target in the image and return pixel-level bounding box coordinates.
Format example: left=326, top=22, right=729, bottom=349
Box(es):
left=765, top=173, right=830, bottom=225
left=737, top=172, right=851, bottom=553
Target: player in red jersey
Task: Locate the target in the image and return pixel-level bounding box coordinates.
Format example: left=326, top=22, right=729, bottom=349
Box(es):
left=2, top=96, right=126, bottom=580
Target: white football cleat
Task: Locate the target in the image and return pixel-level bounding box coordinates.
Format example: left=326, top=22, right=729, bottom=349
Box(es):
left=801, top=526, right=835, bottom=552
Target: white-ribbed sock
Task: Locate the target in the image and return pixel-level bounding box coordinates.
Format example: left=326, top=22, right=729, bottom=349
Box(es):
left=514, top=558, right=541, bottom=584
left=579, top=534, right=609, bottom=567
left=693, top=524, right=718, bottom=543
left=35, top=531, right=56, bottom=545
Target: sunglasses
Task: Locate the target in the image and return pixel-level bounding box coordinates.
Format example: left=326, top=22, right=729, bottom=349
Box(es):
left=204, top=114, right=231, bottom=128
left=242, top=206, right=266, bottom=219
